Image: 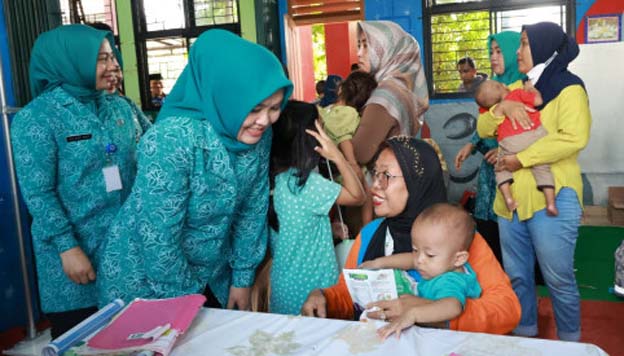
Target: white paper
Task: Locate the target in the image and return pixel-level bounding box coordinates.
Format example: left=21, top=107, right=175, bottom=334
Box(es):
left=103, top=165, right=123, bottom=192
left=128, top=323, right=171, bottom=341
left=342, top=269, right=398, bottom=311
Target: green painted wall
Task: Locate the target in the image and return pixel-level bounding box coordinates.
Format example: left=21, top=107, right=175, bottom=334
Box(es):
left=115, top=0, right=141, bottom=104
left=240, top=0, right=257, bottom=42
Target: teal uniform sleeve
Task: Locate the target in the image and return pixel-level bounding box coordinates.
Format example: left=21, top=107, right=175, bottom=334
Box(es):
left=229, top=135, right=271, bottom=288
left=11, top=109, right=79, bottom=253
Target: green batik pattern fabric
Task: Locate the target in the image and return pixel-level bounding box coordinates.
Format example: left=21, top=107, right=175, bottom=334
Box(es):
left=470, top=133, right=499, bottom=221
left=98, top=29, right=291, bottom=307
left=270, top=170, right=341, bottom=315
left=97, top=116, right=271, bottom=307
left=11, top=87, right=148, bottom=313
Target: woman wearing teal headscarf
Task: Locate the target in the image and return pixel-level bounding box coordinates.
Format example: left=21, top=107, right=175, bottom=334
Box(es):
left=97, top=29, right=293, bottom=310
left=11, top=24, right=150, bottom=337
left=454, top=31, right=524, bottom=265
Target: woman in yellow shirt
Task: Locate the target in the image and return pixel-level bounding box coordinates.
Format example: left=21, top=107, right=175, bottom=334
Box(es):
left=477, top=22, right=591, bottom=341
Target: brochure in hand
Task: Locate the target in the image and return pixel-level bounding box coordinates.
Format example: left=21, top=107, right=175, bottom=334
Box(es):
left=342, top=269, right=398, bottom=311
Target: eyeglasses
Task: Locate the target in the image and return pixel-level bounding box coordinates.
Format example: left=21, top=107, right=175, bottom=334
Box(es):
left=97, top=52, right=118, bottom=65
left=371, top=169, right=403, bottom=188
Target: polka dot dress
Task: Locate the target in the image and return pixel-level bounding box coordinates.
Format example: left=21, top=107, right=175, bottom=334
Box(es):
left=270, top=169, right=341, bottom=315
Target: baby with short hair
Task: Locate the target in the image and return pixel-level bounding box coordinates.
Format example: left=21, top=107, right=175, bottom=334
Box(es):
left=360, top=203, right=482, bottom=338
left=475, top=79, right=557, bottom=216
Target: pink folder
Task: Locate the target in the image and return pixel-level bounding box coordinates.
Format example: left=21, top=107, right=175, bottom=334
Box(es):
left=88, top=294, right=206, bottom=350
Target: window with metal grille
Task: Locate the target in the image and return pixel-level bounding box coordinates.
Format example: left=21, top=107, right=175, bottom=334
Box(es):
left=60, top=0, right=118, bottom=34
left=133, top=0, right=240, bottom=110
left=423, top=0, right=573, bottom=98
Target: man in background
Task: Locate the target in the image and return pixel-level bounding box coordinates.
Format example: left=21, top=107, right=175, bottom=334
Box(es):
left=457, top=57, right=486, bottom=93
left=149, top=73, right=166, bottom=109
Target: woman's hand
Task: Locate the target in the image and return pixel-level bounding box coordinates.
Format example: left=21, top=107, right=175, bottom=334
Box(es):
left=365, top=294, right=428, bottom=322
left=495, top=100, right=535, bottom=130
left=60, top=246, right=96, bottom=284
left=484, top=148, right=498, bottom=166
left=454, top=143, right=474, bottom=171
left=301, top=289, right=327, bottom=318
left=496, top=154, right=523, bottom=172
left=227, top=286, right=251, bottom=310
left=306, top=120, right=343, bottom=163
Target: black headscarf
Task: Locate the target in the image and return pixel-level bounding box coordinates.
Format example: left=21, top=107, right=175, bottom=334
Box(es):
left=523, top=22, right=585, bottom=110
left=363, top=136, right=447, bottom=261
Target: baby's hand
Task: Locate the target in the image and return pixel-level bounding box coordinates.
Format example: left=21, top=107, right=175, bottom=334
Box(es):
left=359, top=259, right=382, bottom=269
left=376, top=311, right=417, bottom=340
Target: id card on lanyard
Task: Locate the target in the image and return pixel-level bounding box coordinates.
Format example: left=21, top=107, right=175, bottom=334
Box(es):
left=103, top=143, right=122, bottom=192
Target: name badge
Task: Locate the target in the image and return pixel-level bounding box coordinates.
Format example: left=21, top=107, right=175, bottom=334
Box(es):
left=66, top=134, right=92, bottom=142
left=103, top=165, right=123, bottom=192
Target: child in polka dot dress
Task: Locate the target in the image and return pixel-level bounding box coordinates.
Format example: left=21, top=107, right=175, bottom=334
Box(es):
left=268, top=101, right=366, bottom=315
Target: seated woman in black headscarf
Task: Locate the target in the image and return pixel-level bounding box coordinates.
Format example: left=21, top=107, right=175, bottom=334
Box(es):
left=301, top=136, right=521, bottom=334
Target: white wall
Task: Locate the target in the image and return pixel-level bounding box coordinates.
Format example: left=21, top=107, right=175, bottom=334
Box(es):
left=570, top=42, right=624, bottom=205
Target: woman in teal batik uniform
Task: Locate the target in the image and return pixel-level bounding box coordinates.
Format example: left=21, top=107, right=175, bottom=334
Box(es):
left=97, top=29, right=293, bottom=310
left=11, top=24, right=150, bottom=338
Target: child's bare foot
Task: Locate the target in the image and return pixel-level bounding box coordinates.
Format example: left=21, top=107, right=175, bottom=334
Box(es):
left=546, top=204, right=559, bottom=216
left=505, top=198, right=518, bottom=212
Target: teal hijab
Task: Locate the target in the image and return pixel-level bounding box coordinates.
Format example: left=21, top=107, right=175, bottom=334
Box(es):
left=487, top=31, right=524, bottom=85
left=158, top=29, right=293, bottom=153
left=29, top=24, right=120, bottom=100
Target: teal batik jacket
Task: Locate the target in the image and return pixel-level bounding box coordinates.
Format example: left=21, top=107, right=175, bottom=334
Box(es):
left=11, top=87, right=151, bottom=313
left=97, top=116, right=270, bottom=306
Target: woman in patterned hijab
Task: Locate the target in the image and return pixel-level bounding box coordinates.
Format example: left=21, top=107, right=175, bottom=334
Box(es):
left=351, top=21, right=430, bottom=166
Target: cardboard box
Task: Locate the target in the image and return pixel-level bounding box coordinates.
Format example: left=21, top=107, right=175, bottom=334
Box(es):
left=607, top=187, right=624, bottom=226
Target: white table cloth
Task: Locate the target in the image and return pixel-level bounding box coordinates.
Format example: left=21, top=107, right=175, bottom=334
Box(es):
left=172, top=308, right=608, bottom=356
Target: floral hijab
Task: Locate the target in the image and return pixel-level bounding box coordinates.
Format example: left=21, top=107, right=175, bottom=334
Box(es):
left=158, top=29, right=293, bottom=152
left=358, top=21, right=429, bottom=134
